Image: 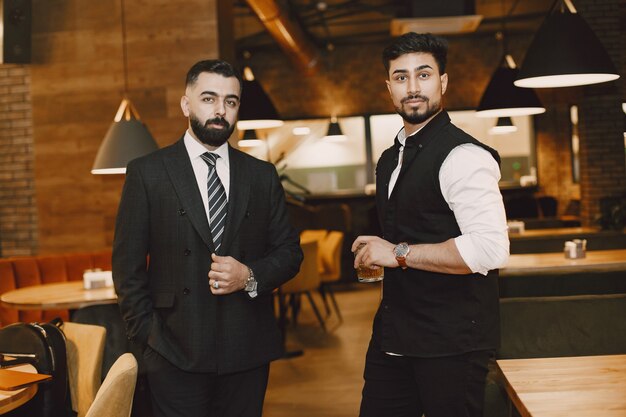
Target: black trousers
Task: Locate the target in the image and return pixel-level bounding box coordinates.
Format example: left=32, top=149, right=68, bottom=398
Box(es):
left=359, top=339, right=492, bottom=417
left=144, top=346, right=270, bottom=417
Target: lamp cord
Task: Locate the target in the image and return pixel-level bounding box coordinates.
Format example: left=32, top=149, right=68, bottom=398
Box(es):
left=121, top=0, right=129, bottom=95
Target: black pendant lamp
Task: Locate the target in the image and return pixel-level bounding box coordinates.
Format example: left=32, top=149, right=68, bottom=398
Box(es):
left=476, top=54, right=545, bottom=118
left=237, top=67, right=283, bottom=130
left=489, top=117, right=518, bottom=135
left=323, top=117, right=347, bottom=142
left=92, top=0, right=157, bottom=174
left=515, top=0, right=619, bottom=88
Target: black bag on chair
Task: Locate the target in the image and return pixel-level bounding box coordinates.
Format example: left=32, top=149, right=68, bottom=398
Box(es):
left=0, top=319, right=68, bottom=417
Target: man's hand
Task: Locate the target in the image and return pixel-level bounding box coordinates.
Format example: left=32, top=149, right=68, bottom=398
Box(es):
left=208, top=253, right=249, bottom=295
left=352, top=235, right=397, bottom=269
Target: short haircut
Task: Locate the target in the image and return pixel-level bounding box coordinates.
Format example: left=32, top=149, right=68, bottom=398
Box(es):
left=382, top=32, right=448, bottom=75
left=185, top=59, right=243, bottom=92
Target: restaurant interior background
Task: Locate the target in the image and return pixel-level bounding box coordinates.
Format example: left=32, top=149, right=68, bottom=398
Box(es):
left=0, top=0, right=624, bottom=257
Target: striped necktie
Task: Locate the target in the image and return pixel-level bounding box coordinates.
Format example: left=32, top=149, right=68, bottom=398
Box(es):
left=200, top=152, right=228, bottom=252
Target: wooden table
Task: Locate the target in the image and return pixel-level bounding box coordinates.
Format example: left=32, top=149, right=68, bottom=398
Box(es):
left=501, top=249, right=626, bottom=277
left=0, top=281, right=117, bottom=311
left=0, top=364, right=39, bottom=415
left=497, top=354, right=626, bottom=417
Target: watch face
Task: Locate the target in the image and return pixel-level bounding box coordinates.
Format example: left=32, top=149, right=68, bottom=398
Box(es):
left=394, top=242, right=409, bottom=257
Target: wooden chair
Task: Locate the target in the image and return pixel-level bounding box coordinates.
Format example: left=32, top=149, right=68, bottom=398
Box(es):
left=85, top=353, right=138, bottom=417
left=62, top=321, right=107, bottom=417
left=279, top=240, right=326, bottom=332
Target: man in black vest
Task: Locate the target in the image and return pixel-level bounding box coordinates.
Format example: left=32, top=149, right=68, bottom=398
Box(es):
left=353, top=33, right=509, bottom=417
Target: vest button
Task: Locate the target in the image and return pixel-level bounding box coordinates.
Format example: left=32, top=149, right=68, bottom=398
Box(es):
left=183, top=288, right=190, bottom=295
left=184, top=249, right=191, bottom=256
left=178, top=208, right=186, bottom=216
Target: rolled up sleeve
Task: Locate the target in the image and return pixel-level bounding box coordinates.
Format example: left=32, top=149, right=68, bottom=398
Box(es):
left=440, top=144, right=510, bottom=275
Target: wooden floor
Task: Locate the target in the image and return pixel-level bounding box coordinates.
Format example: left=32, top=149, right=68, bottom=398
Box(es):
left=263, top=284, right=381, bottom=417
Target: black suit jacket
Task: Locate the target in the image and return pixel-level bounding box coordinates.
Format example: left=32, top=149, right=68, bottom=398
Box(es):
left=112, top=138, right=303, bottom=374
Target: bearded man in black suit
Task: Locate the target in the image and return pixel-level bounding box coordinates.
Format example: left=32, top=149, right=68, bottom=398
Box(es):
left=112, top=59, right=303, bottom=417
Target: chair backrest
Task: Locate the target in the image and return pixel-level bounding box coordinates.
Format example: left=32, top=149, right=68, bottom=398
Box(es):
left=62, top=321, right=107, bottom=417
left=281, top=240, right=320, bottom=294
left=537, top=195, right=558, bottom=217
left=300, top=229, right=328, bottom=275
left=300, top=229, right=327, bottom=245
left=85, top=353, right=138, bottom=417
left=319, top=231, right=344, bottom=283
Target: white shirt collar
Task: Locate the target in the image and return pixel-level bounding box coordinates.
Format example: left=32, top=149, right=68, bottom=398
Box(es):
left=396, top=125, right=424, bottom=147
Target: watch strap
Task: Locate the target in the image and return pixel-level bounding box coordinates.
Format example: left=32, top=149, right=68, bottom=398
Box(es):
left=245, top=267, right=258, bottom=298
left=396, top=256, right=408, bottom=269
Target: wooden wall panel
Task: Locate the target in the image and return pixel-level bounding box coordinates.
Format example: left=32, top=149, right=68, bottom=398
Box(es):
left=30, top=0, right=220, bottom=254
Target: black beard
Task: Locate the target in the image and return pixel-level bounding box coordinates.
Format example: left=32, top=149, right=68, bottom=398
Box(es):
left=190, top=115, right=235, bottom=147
left=396, top=95, right=442, bottom=125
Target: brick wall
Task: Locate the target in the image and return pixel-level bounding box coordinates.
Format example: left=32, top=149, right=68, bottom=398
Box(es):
left=575, top=0, right=625, bottom=225
left=534, top=102, right=581, bottom=214
left=0, top=64, right=38, bottom=257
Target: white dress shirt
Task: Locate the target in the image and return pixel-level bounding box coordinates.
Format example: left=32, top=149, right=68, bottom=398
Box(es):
left=390, top=127, right=510, bottom=275
left=184, top=131, right=230, bottom=223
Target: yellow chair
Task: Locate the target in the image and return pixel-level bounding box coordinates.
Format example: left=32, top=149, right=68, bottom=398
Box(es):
left=300, top=229, right=328, bottom=245
left=280, top=239, right=326, bottom=331
left=318, top=231, right=344, bottom=321
left=85, top=353, right=138, bottom=417
left=301, top=229, right=345, bottom=321
left=62, top=321, right=107, bottom=417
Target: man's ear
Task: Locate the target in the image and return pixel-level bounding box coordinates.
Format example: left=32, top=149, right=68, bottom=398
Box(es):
left=440, top=73, right=448, bottom=95
left=180, top=95, right=190, bottom=117
left=385, top=79, right=392, bottom=97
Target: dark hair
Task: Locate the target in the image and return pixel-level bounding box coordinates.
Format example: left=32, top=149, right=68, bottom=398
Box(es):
left=185, top=59, right=243, bottom=92
left=382, top=32, right=448, bottom=75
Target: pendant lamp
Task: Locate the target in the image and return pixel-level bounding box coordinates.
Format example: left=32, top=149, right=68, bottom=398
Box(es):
left=92, top=0, right=157, bottom=174
left=237, top=66, right=284, bottom=130
left=489, top=117, right=518, bottom=135
left=515, top=0, right=619, bottom=88
left=476, top=54, right=545, bottom=118
left=323, top=117, right=347, bottom=142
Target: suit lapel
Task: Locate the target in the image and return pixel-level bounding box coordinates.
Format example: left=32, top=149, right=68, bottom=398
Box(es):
left=219, top=146, right=250, bottom=254
left=163, top=139, right=214, bottom=251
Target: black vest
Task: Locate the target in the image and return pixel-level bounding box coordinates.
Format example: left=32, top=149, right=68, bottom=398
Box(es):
left=373, top=111, right=500, bottom=357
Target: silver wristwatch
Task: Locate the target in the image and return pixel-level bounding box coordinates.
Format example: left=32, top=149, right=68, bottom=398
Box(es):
left=244, top=267, right=258, bottom=298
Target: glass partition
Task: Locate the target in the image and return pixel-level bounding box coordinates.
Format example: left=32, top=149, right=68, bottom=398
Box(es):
left=237, top=111, right=537, bottom=195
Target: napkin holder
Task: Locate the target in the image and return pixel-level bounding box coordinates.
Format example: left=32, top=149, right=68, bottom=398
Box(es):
left=83, top=269, right=113, bottom=289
